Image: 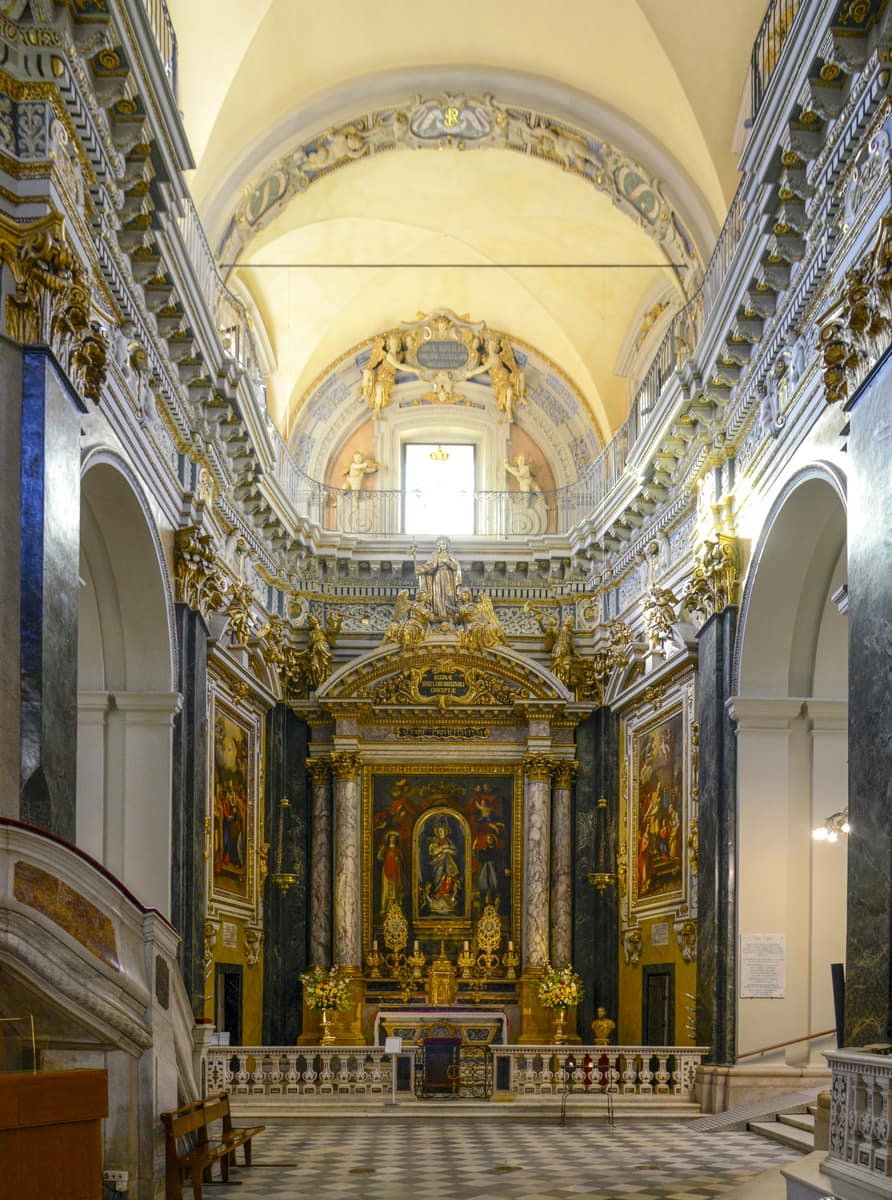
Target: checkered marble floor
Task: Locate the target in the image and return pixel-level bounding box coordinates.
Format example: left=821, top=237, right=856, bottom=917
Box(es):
left=217, top=1116, right=804, bottom=1199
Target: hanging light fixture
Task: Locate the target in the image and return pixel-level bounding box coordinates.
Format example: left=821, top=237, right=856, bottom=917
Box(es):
left=429, top=445, right=449, bottom=462
left=588, top=796, right=616, bottom=892
left=812, top=809, right=851, bottom=843
left=271, top=797, right=301, bottom=892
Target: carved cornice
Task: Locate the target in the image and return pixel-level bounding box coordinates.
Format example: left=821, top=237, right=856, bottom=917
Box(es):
left=330, top=751, right=362, bottom=780
left=0, top=211, right=107, bottom=402
left=819, top=213, right=892, bottom=404
left=681, top=535, right=739, bottom=626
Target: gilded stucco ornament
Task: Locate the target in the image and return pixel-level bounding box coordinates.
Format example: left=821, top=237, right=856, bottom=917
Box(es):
left=674, top=918, right=697, bottom=964
left=642, top=586, right=679, bottom=654
left=681, top=536, right=739, bottom=625
left=0, top=212, right=107, bottom=402
left=358, top=310, right=528, bottom=422
left=818, top=214, right=892, bottom=404
left=174, top=525, right=230, bottom=620
left=219, top=95, right=701, bottom=286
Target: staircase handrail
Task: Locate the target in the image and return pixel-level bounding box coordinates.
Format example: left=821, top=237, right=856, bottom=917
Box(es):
left=736, top=1026, right=837, bottom=1060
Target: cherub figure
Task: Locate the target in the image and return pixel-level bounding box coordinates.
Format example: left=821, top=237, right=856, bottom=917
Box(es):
left=504, top=453, right=541, bottom=494
left=342, top=450, right=379, bottom=491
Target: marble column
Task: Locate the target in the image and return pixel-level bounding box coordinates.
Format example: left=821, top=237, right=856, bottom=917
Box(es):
left=550, top=760, right=577, bottom=968
left=307, top=757, right=332, bottom=967
left=262, top=704, right=308, bottom=1046
left=20, top=348, right=85, bottom=839
left=696, top=606, right=738, bottom=1064
left=170, top=603, right=208, bottom=1015
left=845, top=361, right=892, bottom=1044
left=523, top=753, right=553, bottom=969
left=331, top=751, right=362, bottom=970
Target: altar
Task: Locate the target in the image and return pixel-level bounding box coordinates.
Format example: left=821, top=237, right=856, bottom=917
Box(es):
left=374, top=1008, right=509, bottom=1046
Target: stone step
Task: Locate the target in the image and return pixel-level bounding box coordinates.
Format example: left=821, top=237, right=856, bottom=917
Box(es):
left=230, top=1095, right=703, bottom=1121
left=748, top=1119, right=814, bottom=1152
left=779, top=1111, right=815, bottom=1133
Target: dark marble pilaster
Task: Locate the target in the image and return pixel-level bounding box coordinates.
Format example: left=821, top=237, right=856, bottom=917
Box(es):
left=574, top=708, right=619, bottom=1039
left=19, top=348, right=85, bottom=839
left=170, top=604, right=208, bottom=1013
left=262, top=705, right=308, bottom=1045
left=844, top=364, right=892, bottom=1044
left=0, top=337, right=22, bottom=814
left=696, top=607, right=738, bottom=1063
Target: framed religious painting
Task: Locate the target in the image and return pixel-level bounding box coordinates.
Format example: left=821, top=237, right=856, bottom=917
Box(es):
left=621, top=672, right=696, bottom=922
left=362, top=766, right=522, bottom=952
left=207, top=676, right=263, bottom=921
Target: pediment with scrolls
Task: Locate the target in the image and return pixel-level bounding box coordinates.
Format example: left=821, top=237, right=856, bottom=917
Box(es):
left=316, top=637, right=570, bottom=714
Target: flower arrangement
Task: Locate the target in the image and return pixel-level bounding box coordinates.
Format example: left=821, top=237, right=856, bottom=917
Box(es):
left=300, top=964, right=351, bottom=1012
left=537, top=963, right=583, bottom=1010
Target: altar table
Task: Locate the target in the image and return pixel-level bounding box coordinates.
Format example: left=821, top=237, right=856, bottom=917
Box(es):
left=374, top=1008, right=508, bottom=1046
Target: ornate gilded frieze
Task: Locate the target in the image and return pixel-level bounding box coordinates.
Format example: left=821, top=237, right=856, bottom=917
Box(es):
left=0, top=212, right=107, bottom=401
left=819, top=213, right=892, bottom=404
left=681, top=536, right=739, bottom=625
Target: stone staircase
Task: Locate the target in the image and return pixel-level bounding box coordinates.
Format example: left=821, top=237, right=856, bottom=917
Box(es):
left=748, top=1104, right=817, bottom=1153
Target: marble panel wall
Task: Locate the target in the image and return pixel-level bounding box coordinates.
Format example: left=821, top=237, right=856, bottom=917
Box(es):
left=696, top=607, right=738, bottom=1063
left=170, top=603, right=208, bottom=1013
left=262, top=705, right=309, bottom=1045
left=20, top=348, right=84, bottom=840
left=574, top=708, right=619, bottom=1039
left=845, top=363, right=892, bottom=1044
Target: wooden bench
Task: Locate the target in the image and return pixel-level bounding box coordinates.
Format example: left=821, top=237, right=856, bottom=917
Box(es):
left=161, top=1093, right=265, bottom=1199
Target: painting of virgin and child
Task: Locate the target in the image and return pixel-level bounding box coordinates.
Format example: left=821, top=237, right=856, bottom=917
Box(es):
left=370, top=772, right=515, bottom=931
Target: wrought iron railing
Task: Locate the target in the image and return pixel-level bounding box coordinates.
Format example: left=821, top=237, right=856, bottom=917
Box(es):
left=750, top=0, right=802, bottom=124
left=138, top=0, right=178, bottom=98
left=203, top=1044, right=707, bottom=1100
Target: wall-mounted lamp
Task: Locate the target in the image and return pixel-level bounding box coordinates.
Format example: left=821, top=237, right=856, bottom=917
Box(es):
left=812, top=809, right=850, bottom=843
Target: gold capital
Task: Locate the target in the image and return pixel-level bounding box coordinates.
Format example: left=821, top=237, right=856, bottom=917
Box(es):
left=552, top=759, right=578, bottom=788
left=306, top=757, right=330, bottom=787
left=330, top=751, right=362, bottom=780
left=523, top=753, right=556, bottom=782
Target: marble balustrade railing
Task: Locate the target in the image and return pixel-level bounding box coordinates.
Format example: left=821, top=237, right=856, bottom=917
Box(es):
left=824, top=1049, right=892, bottom=1193
left=203, top=1045, right=707, bottom=1100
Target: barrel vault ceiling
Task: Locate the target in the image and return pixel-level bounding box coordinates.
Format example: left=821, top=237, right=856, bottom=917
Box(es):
left=170, top=0, right=768, bottom=450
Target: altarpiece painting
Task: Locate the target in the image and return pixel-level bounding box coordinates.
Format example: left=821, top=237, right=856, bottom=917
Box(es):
left=363, top=768, right=521, bottom=950
left=207, top=679, right=262, bottom=920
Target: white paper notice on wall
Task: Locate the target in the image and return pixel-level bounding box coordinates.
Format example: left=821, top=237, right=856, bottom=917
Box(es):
left=221, top=921, right=238, bottom=949
left=651, top=922, right=669, bottom=947
left=740, top=933, right=785, bottom=998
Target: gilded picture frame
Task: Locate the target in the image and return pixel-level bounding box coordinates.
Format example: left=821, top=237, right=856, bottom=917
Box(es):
left=622, top=673, right=696, bottom=922
left=207, top=677, right=262, bottom=921
left=362, top=765, right=522, bottom=952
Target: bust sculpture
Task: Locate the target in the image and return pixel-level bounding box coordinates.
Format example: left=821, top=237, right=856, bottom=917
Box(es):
left=592, top=1006, right=615, bottom=1045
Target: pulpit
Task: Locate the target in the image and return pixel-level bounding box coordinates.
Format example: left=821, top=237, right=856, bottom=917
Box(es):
left=0, top=1069, right=108, bottom=1200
